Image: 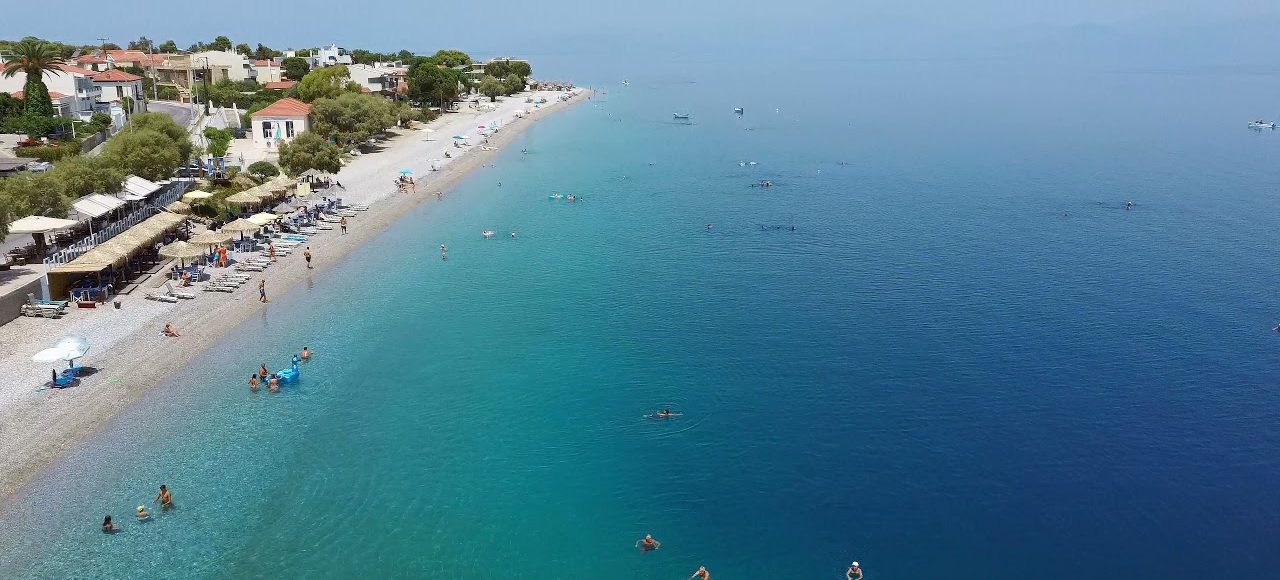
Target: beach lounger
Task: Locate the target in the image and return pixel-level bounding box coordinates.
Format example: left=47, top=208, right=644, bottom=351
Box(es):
left=164, top=282, right=196, bottom=300
left=143, top=291, right=179, bottom=303
left=235, top=264, right=266, bottom=272
left=26, top=294, right=66, bottom=315
left=211, top=277, right=244, bottom=287
left=202, top=284, right=235, bottom=292
left=20, top=304, right=61, bottom=318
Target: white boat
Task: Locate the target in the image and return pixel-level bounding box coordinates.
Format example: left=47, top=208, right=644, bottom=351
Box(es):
left=734, top=107, right=744, bottom=115
left=482, top=230, right=496, bottom=238
left=673, top=113, right=690, bottom=120
left=1248, top=120, right=1276, bottom=129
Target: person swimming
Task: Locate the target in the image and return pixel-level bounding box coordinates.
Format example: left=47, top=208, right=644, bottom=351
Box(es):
left=259, top=363, right=270, bottom=379
left=155, top=485, right=173, bottom=511
left=249, top=374, right=260, bottom=392
left=637, top=534, right=661, bottom=552
left=136, top=506, right=152, bottom=521
left=846, top=562, right=863, bottom=580
left=102, top=514, right=119, bottom=534
left=301, top=347, right=312, bottom=361
left=690, top=566, right=711, bottom=580
left=440, top=244, right=448, bottom=253
left=1125, top=200, right=1134, bottom=210
left=268, top=375, right=280, bottom=392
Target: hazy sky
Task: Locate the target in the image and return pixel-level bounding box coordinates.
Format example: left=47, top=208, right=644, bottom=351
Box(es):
left=3, top=0, right=1277, bottom=77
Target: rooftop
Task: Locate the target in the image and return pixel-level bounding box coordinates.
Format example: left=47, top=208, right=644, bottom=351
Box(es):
left=10, top=90, right=69, bottom=100
left=263, top=80, right=297, bottom=90
left=55, top=63, right=99, bottom=76
left=93, top=69, right=142, bottom=82
left=251, top=97, right=311, bottom=118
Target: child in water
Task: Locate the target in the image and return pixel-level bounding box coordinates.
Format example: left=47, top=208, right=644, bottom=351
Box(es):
left=136, top=506, right=152, bottom=521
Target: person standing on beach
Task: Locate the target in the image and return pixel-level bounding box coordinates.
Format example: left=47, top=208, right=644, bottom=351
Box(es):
left=258, top=280, right=268, bottom=303
left=304, top=247, right=312, bottom=269
left=340, top=216, right=348, bottom=235
left=268, top=243, right=277, bottom=262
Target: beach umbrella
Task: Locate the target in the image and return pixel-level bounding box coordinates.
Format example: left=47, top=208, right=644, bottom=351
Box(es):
left=225, top=190, right=261, bottom=205
left=221, top=218, right=262, bottom=234
left=452, top=135, right=465, bottom=140
left=247, top=212, right=279, bottom=226
left=159, top=240, right=206, bottom=267
left=272, top=202, right=297, bottom=215
left=399, top=169, right=413, bottom=175
left=166, top=200, right=192, bottom=214
left=33, top=335, right=90, bottom=368
left=189, top=230, right=233, bottom=246
left=182, top=190, right=213, bottom=202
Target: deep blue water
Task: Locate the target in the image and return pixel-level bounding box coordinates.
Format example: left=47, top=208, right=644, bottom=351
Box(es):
left=3, top=59, right=1280, bottom=579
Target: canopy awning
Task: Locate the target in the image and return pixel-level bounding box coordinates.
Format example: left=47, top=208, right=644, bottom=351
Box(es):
left=50, top=212, right=185, bottom=273
left=220, top=218, right=262, bottom=233
left=8, top=215, right=78, bottom=234
left=117, top=192, right=148, bottom=201
left=72, top=194, right=126, bottom=219
left=123, top=175, right=162, bottom=198
left=182, top=190, right=214, bottom=202
left=247, top=212, right=279, bottom=226
left=225, top=191, right=262, bottom=204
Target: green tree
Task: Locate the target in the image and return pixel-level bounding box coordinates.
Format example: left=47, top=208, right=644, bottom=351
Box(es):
left=123, top=112, right=193, bottom=160
left=310, top=92, right=395, bottom=147
left=203, top=126, right=234, bottom=157
left=295, top=65, right=360, bottom=102
left=254, top=44, right=279, bottom=60
left=510, top=61, right=532, bottom=78
left=101, top=129, right=183, bottom=181
left=1, top=39, right=67, bottom=117
left=158, top=40, right=178, bottom=53
left=477, top=75, right=505, bottom=102
left=0, top=91, right=23, bottom=119
left=484, top=60, right=512, bottom=79
left=503, top=73, right=524, bottom=95
left=407, top=61, right=464, bottom=108
left=127, top=36, right=154, bottom=52
left=277, top=132, right=341, bottom=175
left=431, top=50, right=471, bottom=67
left=235, top=43, right=252, bottom=56
left=0, top=173, right=69, bottom=224
left=247, top=161, right=280, bottom=178
left=209, top=36, right=233, bottom=52
left=101, top=42, right=122, bottom=51
left=48, top=156, right=124, bottom=197
left=281, top=57, right=310, bottom=81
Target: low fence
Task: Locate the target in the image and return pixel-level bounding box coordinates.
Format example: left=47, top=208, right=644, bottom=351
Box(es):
left=43, top=179, right=192, bottom=266
left=79, top=128, right=113, bottom=153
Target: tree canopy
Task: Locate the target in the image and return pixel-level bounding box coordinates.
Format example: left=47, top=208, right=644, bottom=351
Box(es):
left=478, top=75, right=506, bottom=102
left=277, top=132, right=342, bottom=176
left=1, top=39, right=67, bottom=116
left=310, top=92, right=396, bottom=148
left=406, top=61, right=465, bottom=108
left=127, top=36, right=154, bottom=52
left=157, top=40, right=178, bottom=53
left=295, top=65, right=362, bottom=102
left=281, top=57, right=310, bottom=81
left=209, top=36, right=233, bottom=52
left=235, top=43, right=252, bottom=56
left=431, top=50, right=472, bottom=68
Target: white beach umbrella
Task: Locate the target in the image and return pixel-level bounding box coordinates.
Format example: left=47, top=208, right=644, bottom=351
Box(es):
left=33, top=335, right=90, bottom=366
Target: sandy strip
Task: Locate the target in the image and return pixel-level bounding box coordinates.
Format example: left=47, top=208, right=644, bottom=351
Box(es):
left=0, top=89, right=591, bottom=503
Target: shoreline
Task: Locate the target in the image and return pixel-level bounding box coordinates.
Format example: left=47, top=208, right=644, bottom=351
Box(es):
left=0, top=88, right=592, bottom=505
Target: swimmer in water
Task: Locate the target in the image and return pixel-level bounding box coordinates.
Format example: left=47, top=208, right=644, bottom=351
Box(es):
left=440, top=244, right=448, bottom=253
left=1125, top=201, right=1134, bottom=210
left=511, top=232, right=517, bottom=239
left=690, top=566, right=711, bottom=580
left=846, top=562, right=863, bottom=580
left=658, top=408, right=674, bottom=418
left=102, top=515, right=119, bottom=534
left=301, top=347, right=312, bottom=361
left=249, top=374, right=260, bottom=392
left=268, top=375, right=280, bottom=392
left=637, top=534, right=661, bottom=552
left=705, top=223, right=713, bottom=230
left=136, top=506, right=152, bottom=521
left=259, top=363, right=270, bottom=379
left=155, top=485, right=173, bottom=510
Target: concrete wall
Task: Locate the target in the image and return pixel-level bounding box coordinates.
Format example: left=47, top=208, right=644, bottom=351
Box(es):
left=0, top=275, right=43, bottom=326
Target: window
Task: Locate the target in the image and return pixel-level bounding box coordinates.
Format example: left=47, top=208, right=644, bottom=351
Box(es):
left=285, top=121, right=295, bottom=138
left=262, top=121, right=272, bottom=139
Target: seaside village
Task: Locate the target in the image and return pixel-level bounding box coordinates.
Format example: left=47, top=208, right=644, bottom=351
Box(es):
left=0, top=36, right=580, bottom=389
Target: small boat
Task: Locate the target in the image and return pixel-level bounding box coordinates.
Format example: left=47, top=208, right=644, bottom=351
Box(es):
left=548, top=193, right=563, bottom=200
left=1248, top=120, right=1276, bottom=129
left=482, top=230, right=496, bottom=238
left=734, top=107, right=744, bottom=115
left=673, top=113, right=691, bottom=120
left=622, top=80, right=630, bottom=86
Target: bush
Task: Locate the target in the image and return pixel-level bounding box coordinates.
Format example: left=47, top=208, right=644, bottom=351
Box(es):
left=247, top=161, right=279, bottom=178
left=15, top=141, right=80, bottom=162
left=156, top=85, right=181, bottom=101
left=278, top=132, right=342, bottom=176
left=88, top=112, right=113, bottom=132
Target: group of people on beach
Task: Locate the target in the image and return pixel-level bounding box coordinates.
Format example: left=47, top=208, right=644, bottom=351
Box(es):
left=102, top=485, right=172, bottom=534
left=248, top=347, right=310, bottom=393
left=396, top=175, right=416, bottom=194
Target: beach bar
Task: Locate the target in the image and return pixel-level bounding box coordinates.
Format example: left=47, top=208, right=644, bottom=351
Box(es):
left=46, top=212, right=186, bottom=300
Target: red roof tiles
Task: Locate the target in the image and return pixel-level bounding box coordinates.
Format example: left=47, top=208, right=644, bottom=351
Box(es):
left=251, top=97, right=311, bottom=118
left=93, top=69, right=143, bottom=82
left=263, top=80, right=296, bottom=90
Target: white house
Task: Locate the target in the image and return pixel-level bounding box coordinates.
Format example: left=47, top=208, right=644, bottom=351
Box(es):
left=250, top=59, right=283, bottom=84
left=0, top=64, right=102, bottom=120
left=188, top=50, right=254, bottom=82
left=91, top=69, right=148, bottom=115
left=345, top=63, right=406, bottom=95
left=250, top=97, right=311, bottom=150
left=310, top=44, right=352, bottom=68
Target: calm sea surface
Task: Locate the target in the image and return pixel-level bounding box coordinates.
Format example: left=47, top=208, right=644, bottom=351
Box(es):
left=3, top=60, right=1280, bottom=579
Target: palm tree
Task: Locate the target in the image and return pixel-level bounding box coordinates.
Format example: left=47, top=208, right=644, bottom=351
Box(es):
left=2, top=39, right=66, bottom=117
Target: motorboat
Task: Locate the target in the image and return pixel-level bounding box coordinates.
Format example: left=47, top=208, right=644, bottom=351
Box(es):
left=482, top=230, right=496, bottom=238
left=734, top=107, right=744, bottom=115
left=673, top=113, right=691, bottom=120
left=1248, top=120, right=1276, bottom=129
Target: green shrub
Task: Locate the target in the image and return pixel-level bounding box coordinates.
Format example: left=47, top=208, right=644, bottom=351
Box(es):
left=247, top=161, right=279, bottom=178
left=16, top=141, right=80, bottom=161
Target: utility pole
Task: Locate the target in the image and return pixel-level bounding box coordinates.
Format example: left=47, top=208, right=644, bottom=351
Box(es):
left=97, top=37, right=108, bottom=55
left=198, top=57, right=211, bottom=116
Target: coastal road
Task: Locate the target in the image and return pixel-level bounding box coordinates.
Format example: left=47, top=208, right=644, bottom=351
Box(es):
left=147, top=100, right=198, bottom=130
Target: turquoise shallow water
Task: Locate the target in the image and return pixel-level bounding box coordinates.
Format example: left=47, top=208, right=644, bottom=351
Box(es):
left=4, top=60, right=1280, bottom=578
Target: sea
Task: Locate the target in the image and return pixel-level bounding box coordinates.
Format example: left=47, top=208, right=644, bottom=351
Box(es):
left=3, top=57, right=1280, bottom=579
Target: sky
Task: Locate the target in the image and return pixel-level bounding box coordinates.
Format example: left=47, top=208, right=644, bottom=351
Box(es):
left=2, top=0, right=1278, bottom=78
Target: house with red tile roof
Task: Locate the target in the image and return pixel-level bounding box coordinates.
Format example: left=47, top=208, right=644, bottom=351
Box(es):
left=263, top=80, right=297, bottom=91
left=93, top=70, right=147, bottom=114
left=250, top=98, right=311, bottom=149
